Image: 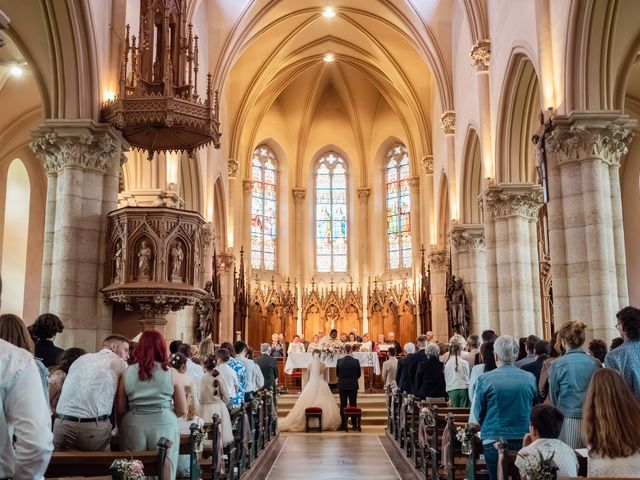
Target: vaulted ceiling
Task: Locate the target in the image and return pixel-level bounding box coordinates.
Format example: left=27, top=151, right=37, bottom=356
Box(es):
left=209, top=0, right=452, bottom=184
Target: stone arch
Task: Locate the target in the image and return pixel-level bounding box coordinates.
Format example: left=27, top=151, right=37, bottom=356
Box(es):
left=461, top=127, right=483, bottom=224
left=495, top=51, right=541, bottom=184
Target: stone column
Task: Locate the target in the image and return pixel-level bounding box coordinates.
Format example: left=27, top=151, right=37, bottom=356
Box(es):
left=440, top=112, right=458, bottom=219
left=429, top=248, right=449, bottom=342
left=228, top=158, right=239, bottom=249
left=546, top=112, right=636, bottom=340
left=450, top=224, right=488, bottom=335
left=470, top=40, right=494, bottom=179
left=217, top=250, right=235, bottom=342
left=30, top=120, right=128, bottom=350
left=421, top=156, right=435, bottom=244
left=357, top=187, right=370, bottom=332
left=292, top=188, right=306, bottom=333
left=242, top=180, right=253, bottom=273
left=481, top=183, right=544, bottom=337
left=409, top=177, right=421, bottom=270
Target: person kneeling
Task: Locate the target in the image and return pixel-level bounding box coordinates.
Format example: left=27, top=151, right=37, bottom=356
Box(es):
left=515, top=404, right=578, bottom=478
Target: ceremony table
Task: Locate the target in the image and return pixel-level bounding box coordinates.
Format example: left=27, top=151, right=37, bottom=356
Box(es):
left=284, top=352, right=381, bottom=392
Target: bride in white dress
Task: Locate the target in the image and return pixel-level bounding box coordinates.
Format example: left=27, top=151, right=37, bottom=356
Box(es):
left=278, top=350, right=341, bottom=432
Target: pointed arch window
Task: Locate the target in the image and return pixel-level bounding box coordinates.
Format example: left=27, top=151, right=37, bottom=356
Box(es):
left=386, top=144, right=412, bottom=269
left=250, top=145, right=277, bottom=271
left=315, top=153, right=348, bottom=273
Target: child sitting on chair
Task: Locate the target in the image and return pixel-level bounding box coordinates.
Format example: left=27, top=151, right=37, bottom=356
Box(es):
left=515, top=404, right=578, bottom=478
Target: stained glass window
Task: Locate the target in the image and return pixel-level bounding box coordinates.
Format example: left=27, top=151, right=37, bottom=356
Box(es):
left=386, top=144, right=412, bottom=269
left=315, top=153, right=348, bottom=273
left=251, top=145, right=277, bottom=270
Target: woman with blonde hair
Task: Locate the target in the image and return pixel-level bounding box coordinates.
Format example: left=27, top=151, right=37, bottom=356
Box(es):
left=583, top=368, right=640, bottom=476
left=549, top=321, right=600, bottom=448
left=444, top=334, right=470, bottom=407
left=199, top=337, right=215, bottom=359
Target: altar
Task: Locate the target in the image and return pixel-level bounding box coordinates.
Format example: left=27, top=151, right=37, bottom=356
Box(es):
left=284, top=352, right=381, bottom=392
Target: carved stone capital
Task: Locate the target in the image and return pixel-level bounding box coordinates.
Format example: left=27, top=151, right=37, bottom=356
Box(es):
left=546, top=113, right=636, bottom=167
left=357, top=188, right=370, bottom=203
left=228, top=158, right=239, bottom=178
left=421, top=155, right=434, bottom=175
left=440, top=111, right=456, bottom=135
left=481, top=183, right=544, bottom=220
left=30, top=121, right=128, bottom=175
left=429, top=248, right=449, bottom=272
left=450, top=224, right=485, bottom=253
left=201, top=222, right=215, bottom=250
left=470, top=40, right=491, bottom=72
left=409, top=177, right=420, bottom=193
left=242, top=180, right=254, bottom=196
left=217, top=251, right=234, bottom=273
left=292, top=187, right=306, bottom=205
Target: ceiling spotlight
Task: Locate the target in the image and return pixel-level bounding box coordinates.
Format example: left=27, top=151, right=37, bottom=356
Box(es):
left=9, top=65, right=23, bottom=77
left=323, top=53, right=335, bottom=62
left=322, top=6, right=336, bottom=18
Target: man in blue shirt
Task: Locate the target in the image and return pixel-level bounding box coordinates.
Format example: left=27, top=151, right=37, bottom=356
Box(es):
left=605, top=306, right=640, bottom=401
left=474, top=335, right=538, bottom=480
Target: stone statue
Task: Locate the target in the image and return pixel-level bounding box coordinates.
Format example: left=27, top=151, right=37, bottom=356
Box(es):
left=114, top=240, right=123, bottom=281
left=197, top=280, right=220, bottom=340
left=446, top=275, right=471, bottom=338
left=170, top=241, right=184, bottom=280
left=137, top=240, right=152, bottom=279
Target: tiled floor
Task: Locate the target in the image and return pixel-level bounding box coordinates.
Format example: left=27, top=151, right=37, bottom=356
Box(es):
left=265, top=434, right=401, bottom=480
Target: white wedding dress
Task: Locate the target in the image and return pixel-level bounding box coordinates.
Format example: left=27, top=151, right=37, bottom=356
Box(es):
left=278, top=354, right=341, bottom=432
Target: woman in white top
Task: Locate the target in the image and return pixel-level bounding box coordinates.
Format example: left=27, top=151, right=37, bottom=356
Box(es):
left=583, top=368, right=640, bottom=478
left=288, top=335, right=306, bottom=354
left=169, top=352, right=200, bottom=414
left=307, top=334, right=322, bottom=351
left=444, top=334, right=470, bottom=407
left=468, top=340, right=496, bottom=425
left=176, top=384, right=205, bottom=477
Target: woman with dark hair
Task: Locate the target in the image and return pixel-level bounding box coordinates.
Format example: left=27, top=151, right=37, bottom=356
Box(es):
left=516, top=337, right=527, bottom=362
left=538, top=330, right=565, bottom=402
left=117, top=330, right=186, bottom=478
left=414, top=343, right=446, bottom=402
left=549, top=321, right=600, bottom=448
left=468, top=340, right=496, bottom=424
left=48, top=347, right=86, bottom=414
left=0, top=313, right=49, bottom=400
left=31, top=313, right=65, bottom=367
left=582, top=369, right=640, bottom=476
left=587, top=339, right=607, bottom=363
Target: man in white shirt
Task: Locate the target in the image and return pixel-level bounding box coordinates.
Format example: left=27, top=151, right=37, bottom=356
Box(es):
left=179, top=343, right=204, bottom=379
left=215, top=348, right=238, bottom=400
left=382, top=346, right=398, bottom=388
left=234, top=340, right=264, bottom=401
left=53, top=334, right=130, bottom=451
left=462, top=334, right=481, bottom=368
left=0, top=338, right=53, bottom=479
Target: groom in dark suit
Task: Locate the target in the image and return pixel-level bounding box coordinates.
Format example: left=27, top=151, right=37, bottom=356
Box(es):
left=336, top=343, right=361, bottom=431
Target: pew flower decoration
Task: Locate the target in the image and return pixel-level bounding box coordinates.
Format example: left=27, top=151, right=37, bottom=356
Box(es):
left=517, top=451, right=556, bottom=480
left=456, top=425, right=478, bottom=455
left=192, top=424, right=210, bottom=450
left=275, top=385, right=287, bottom=397
left=420, top=406, right=436, bottom=427
left=109, top=459, right=144, bottom=480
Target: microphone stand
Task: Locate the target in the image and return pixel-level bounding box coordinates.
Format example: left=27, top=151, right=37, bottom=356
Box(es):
left=366, top=350, right=377, bottom=393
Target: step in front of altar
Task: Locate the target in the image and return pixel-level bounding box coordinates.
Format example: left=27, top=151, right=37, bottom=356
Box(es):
left=277, top=393, right=388, bottom=427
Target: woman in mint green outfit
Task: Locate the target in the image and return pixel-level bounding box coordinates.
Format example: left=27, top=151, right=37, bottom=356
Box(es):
left=117, top=331, right=186, bottom=479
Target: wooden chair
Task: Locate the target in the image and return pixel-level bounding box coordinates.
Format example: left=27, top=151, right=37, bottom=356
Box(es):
left=45, top=438, right=170, bottom=479
left=305, top=407, right=323, bottom=432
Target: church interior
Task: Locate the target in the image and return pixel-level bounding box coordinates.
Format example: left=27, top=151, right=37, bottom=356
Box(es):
left=1, top=0, right=640, bottom=478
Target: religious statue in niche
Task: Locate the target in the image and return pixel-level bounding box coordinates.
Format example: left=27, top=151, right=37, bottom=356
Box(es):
left=114, top=240, right=123, bottom=282
left=446, top=275, right=471, bottom=338
left=170, top=241, right=184, bottom=282
left=197, top=281, right=220, bottom=340
left=137, top=240, right=153, bottom=280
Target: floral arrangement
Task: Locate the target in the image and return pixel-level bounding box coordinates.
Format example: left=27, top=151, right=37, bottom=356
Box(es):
left=109, top=459, right=144, bottom=480
left=321, top=347, right=341, bottom=362
left=456, top=425, right=478, bottom=454
left=402, top=393, right=415, bottom=406
left=275, top=385, right=286, bottom=397
left=517, top=451, right=557, bottom=480
left=192, top=424, right=210, bottom=446
left=251, top=395, right=262, bottom=413
left=420, top=406, right=436, bottom=427
left=228, top=406, right=245, bottom=426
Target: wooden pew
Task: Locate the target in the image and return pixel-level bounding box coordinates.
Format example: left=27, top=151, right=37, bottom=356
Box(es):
left=45, top=438, right=170, bottom=479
